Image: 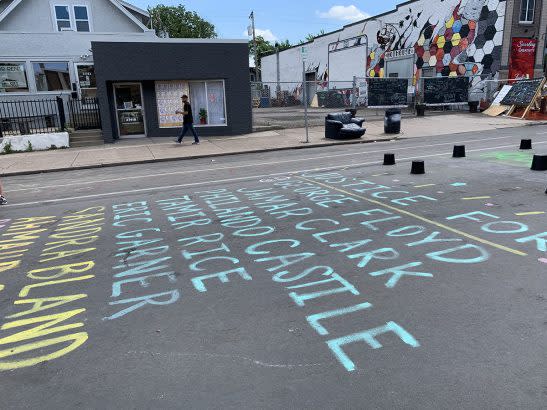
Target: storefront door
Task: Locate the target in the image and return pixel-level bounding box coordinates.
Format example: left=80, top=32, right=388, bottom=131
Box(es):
left=113, top=83, right=146, bottom=138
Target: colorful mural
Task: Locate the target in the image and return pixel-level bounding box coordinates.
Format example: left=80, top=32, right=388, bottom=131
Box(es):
left=366, top=0, right=505, bottom=84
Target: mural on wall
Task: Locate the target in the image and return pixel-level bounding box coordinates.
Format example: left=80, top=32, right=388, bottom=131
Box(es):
left=366, top=0, right=505, bottom=88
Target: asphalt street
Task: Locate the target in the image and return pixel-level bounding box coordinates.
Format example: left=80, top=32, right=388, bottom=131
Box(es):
left=0, top=125, right=546, bottom=409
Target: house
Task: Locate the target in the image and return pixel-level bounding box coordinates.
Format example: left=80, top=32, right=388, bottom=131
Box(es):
left=0, top=0, right=155, bottom=100
left=0, top=0, right=252, bottom=142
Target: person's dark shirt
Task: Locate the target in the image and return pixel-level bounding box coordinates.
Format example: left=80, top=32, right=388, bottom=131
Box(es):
left=183, top=102, right=193, bottom=124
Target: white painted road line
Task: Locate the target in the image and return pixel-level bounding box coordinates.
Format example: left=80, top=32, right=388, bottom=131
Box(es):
left=6, top=140, right=547, bottom=208
left=6, top=134, right=521, bottom=193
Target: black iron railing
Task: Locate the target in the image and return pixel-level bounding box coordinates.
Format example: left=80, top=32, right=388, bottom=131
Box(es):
left=68, top=97, right=101, bottom=130
left=0, top=98, right=63, bottom=137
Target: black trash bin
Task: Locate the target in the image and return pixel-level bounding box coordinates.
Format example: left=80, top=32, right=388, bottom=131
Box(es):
left=384, top=108, right=401, bottom=134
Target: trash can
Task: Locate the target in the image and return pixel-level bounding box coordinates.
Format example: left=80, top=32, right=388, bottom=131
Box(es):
left=416, top=104, right=426, bottom=117
left=468, top=101, right=479, bottom=113
left=384, top=108, right=401, bottom=134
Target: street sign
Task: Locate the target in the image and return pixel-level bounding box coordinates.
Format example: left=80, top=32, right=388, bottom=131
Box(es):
left=300, top=46, right=308, bottom=61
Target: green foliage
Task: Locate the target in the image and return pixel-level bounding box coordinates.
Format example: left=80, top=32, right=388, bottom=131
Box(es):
left=198, top=108, right=207, bottom=120
left=25, top=141, right=33, bottom=152
left=148, top=4, right=217, bottom=39
left=1, top=141, right=13, bottom=155
left=250, top=37, right=292, bottom=71
left=299, top=30, right=326, bottom=44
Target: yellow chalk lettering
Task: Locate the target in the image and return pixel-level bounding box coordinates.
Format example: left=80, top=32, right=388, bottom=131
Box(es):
left=27, top=261, right=95, bottom=280
left=0, top=242, right=33, bottom=251
left=14, top=216, right=56, bottom=224
left=0, top=260, right=21, bottom=273
left=0, top=309, right=85, bottom=345
left=58, top=218, right=104, bottom=231
left=1, top=229, right=46, bottom=241
left=0, top=332, right=87, bottom=371
left=0, top=251, right=27, bottom=260
left=39, top=248, right=96, bottom=263
left=0, top=284, right=4, bottom=291
left=43, top=237, right=99, bottom=252
left=49, top=227, right=103, bottom=239
left=7, top=295, right=87, bottom=319
left=74, top=206, right=105, bottom=214
left=62, top=213, right=104, bottom=221
left=19, top=275, right=94, bottom=297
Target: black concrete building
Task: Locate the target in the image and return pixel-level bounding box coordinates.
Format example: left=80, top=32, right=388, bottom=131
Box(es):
left=92, top=40, right=251, bottom=142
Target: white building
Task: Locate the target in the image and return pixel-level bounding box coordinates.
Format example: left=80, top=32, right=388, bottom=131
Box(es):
left=0, top=0, right=155, bottom=101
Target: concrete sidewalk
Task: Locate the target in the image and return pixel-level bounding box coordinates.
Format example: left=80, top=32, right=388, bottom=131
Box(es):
left=0, top=113, right=542, bottom=176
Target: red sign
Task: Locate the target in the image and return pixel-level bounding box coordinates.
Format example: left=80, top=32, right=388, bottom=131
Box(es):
left=508, top=38, right=537, bottom=83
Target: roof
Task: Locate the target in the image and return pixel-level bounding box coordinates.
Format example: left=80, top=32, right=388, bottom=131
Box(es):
left=0, top=0, right=150, bottom=30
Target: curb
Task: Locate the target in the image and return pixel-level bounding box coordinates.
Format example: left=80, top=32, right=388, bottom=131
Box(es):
left=2, top=136, right=396, bottom=177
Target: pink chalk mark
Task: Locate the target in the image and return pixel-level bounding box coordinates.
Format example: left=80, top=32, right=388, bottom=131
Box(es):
left=539, top=258, right=547, bottom=264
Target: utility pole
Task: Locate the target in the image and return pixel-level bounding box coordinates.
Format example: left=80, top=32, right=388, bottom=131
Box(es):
left=249, top=11, right=259, bottom=81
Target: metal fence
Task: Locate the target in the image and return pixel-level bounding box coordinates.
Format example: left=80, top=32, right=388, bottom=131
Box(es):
left=250, top=76, right=543, bottom=130
left=68, top=97, right=101, bottom=130
left=0, top=98, right=63, bottom=137
left=0, top=96, right=102, bottom=137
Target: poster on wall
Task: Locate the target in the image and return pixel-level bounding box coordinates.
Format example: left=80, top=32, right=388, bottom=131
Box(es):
left=0, top=63, right=28, bottom=91
left=508, top=38, right=537, bottom=83
left=155, top=81, right=189, bottom=128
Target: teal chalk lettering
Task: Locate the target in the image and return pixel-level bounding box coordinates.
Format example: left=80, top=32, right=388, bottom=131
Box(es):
left=407, top=231, right=461, bottom=247
left=113, top=256, right=172, bottom=278
left=256, top=252, right=315, bottom=272
left=189, top=256, right=239, bottom=272
left=481, top=221, right=529, bottom=234
left=387, top=225, right=426, bottom=237
left=330, top=239, right=372, bottom=253
left=111, top=272, right=177, bottom=298
left=352, top=184, right=391, bottom=193
left=104, top=290, right=180, bottom=320
left=368, top=262, right=432, bottom=288
left=182, top=244, right=230, bottom=260
left=116, top=228, right=160, bottom=239
left=313, top=228, right=351, bottom=243
left=179, top=233, right=224, bottom=247
left=515, top=232, right=547, bottom=252
left=391, top=195, right=437, bottom=206
left=172, top=218, right=211, bottom=230
left=343, top=208, right=392, bottom=217
left=246, top=239, right=299, bottom=255
left=326, top=321, right=420, bottom=372
left=371, top=190, right=408, bottom=199
left=427, top=244, right=489, bottom=264
left=348, top=247, right=400, bottom=269
left=272, top=265, right=332, bottom=283
left=295, top=219, right=340, bottom=231
left=116, top=238, right=163, bottom=252
left=288, top=273, right=359, bottom=307
left=191, top=267, right=252, bottom=292
left=124, top=246, right=170, bottom=261
left=446, top=211, right=499, bottom=222
left=234, top=226, right=275, bottom=237
left=307, top=302, right=372, bottom=336
left=360, top=216, right=402, bottom=231
left=270, top=207, right=313, bottom=219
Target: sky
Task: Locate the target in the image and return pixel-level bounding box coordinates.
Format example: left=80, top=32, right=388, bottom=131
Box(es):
left=130, top=1, right=401, bottom=44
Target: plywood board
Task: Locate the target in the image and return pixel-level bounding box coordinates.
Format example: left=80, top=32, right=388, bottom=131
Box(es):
left=483, top=105, right=510, bottom=117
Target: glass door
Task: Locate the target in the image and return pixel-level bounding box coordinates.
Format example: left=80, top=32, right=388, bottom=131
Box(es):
left=114, top=83, right=145, bottom=137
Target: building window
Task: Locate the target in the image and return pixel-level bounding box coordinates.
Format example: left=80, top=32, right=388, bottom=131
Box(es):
left=189, top=80, right=227, bottom=125
left=74, top=6, right=90, bottom=32
left=155, top=80, right=227, bottom=128
left=54, top=5, right=71, bottom=30
left=0, top=63, right=29, bottom=93
left=76, top=64, right=96, bottom=99
left=520, top=0, right=535, bottom=23
left=33, top=62, right=71, bottom=92
left=53, top=4, right=91, bottom=31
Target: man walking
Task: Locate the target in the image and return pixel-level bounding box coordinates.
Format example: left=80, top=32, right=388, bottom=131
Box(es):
left=174, top=94, right=200, bottom=145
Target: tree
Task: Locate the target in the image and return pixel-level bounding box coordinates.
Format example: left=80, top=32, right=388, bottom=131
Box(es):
left=249, top=37, right=291, bottom=70
left=148, top=4, right=217, bottom=39
left=300, top=30, right=326, bottom=44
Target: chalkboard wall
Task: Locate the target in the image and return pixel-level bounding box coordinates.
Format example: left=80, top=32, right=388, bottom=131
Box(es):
left=367, top=78, right=408, bottom=107
left=500, top=79, right=542, bottom=106
left=424, top=77, right=469, bottom=105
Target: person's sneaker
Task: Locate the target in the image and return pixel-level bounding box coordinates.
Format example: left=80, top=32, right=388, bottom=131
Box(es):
left=0, top=196, right=7, bottom=205
left=173, top=139, right=181, bottom=144
left=192, top=141, right=200, bottom=145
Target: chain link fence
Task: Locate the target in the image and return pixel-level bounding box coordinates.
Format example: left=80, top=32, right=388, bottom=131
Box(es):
left=250, top=76, right=543, bottom=130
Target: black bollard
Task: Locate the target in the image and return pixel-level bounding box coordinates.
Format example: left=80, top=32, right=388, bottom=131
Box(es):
left=453, top=145, right=466, bottom=158
left=520, top=139, right=532, bottom=150
left=530, top=154, right=547, bottom=171
left=383, top=153, right=396, bottom=165
left=411, top=160, right=425, bottom=174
